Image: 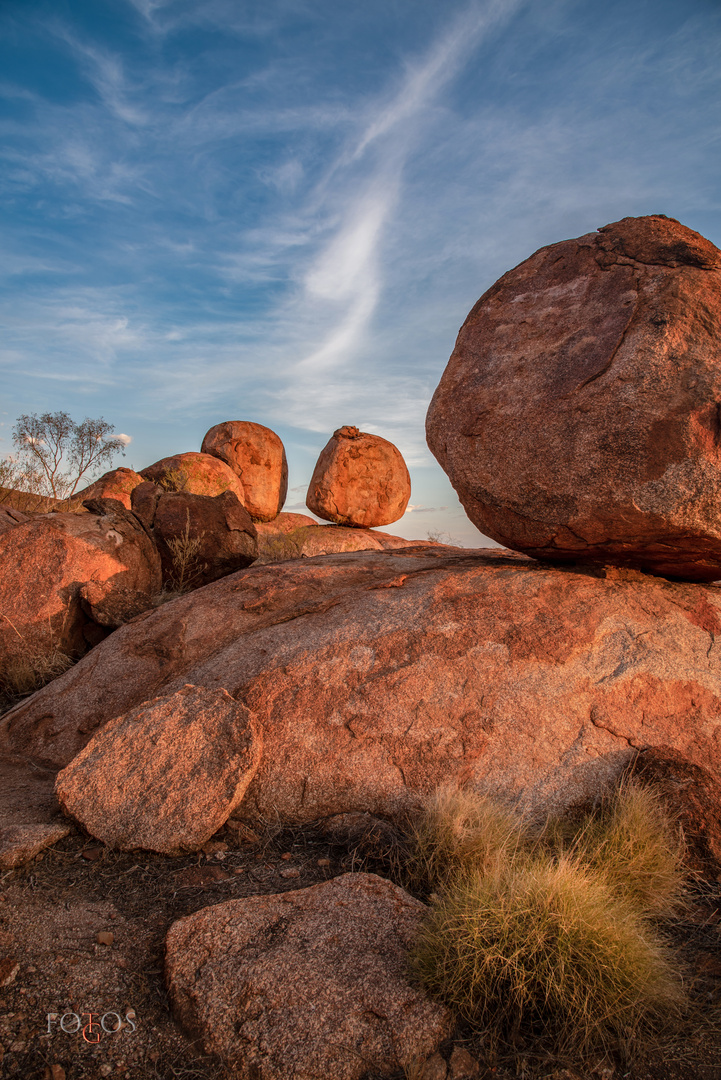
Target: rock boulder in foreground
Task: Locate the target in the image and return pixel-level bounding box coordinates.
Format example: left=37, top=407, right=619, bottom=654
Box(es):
left=426, top=215, right=721, bottom=581
left=55, top=685, right=261, bottom=854
left=165, top=872, right=452, bottom=1079
left=3, top=549, right=721, bottom=822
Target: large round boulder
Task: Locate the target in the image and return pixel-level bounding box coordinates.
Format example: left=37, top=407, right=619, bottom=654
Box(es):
left=201, top=421, right=288, bottom=522
left=0, top=501, right=161, bottom=673
left=141, top=452, right=245, bottom=502
left=426, top=215, right=721, bottom=581
left=306, top=426, right=411, bottom=528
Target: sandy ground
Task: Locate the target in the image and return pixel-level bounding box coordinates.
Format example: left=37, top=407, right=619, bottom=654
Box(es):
left=1, top=755, right=720, bottom=1080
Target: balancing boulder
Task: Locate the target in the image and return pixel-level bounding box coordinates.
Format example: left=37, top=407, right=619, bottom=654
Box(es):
left=201, top=420, right=288, bottom=522
left=141, top=452, right=245, bottom=502
left=426, top=215, right=721, bottom=581
left=306, top=425, right=411, bottom=528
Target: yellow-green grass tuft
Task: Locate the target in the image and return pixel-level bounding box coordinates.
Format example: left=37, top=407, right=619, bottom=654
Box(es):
left=411, top=852, right=685, bottom=1060
left=572, top=779, right=686, bottom=919
left=403, top=785, right=529, bottom=892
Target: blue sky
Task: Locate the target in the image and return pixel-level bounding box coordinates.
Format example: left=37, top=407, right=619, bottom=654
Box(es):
left=1, top=0, right=720, bottom=543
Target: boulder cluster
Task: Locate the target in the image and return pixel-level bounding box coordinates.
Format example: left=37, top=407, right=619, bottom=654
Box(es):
left=3, top=215, right=721, bottom=1079
left=0, top=420, right=413, bottom=674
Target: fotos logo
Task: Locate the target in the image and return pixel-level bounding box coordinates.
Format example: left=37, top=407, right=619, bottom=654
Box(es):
left=46, top=1011, right=137, bottom=1043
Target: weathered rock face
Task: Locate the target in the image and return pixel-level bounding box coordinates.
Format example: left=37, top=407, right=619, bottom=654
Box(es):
left=76, top=467, right=144, bottom=510
left=306, top=425, right=411, bottom=528
left=426, top=215, right=721, bottom=582
left=255, top=516, right=429, bottom=563
left=201, top=421, right=288, bottom=522
left=140, top=452, right=245, bottom=502
left=134, top=486, right=258, bottom=589
left=165, top=873, right=452, bottom=1079
left=55, top=685, right=261, bottom=854
left=4, top=549, right=721, bottom=825
left=0, top=507, right=29, bottom=536
left=0, top=501, right=161, bottom=668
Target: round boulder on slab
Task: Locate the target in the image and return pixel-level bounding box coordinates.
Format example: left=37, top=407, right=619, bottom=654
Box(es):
left=201, top=421, right=288, bottom=522
left=140, top=452, right=245, bottom=502
left=306, top=425, right=411, bottom=527
left=426, top=215, right=721, bottom=581
left=76, top=467, right=144, bottom=510
left=165, top=872, right=452, bottom=1080
left=55, top=685, right=261, bottom=854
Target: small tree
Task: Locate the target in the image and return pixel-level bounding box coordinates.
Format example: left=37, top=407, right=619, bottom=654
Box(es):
left=11, top=412, right=126, bottom=500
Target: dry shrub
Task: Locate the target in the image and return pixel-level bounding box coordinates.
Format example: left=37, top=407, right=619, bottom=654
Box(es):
left=0, top=616, right=74, bottom=709
left=408, top=783, right=690, bottom=1064
left=571, top=779, right=686, bottom=919
left=164, top=511, right=207, bottom=593
left=157, top=466, right=189, bottom=492
left=412, top=853, right=684, bottom=1060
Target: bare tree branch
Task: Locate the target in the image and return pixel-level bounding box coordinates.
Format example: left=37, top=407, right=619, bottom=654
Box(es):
left=11, top=412, right=125, bottom=500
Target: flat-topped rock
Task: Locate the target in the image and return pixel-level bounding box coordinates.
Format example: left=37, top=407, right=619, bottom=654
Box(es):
left=426, top=215, right=721, bottom=581
left=201, top=421, right=288, bottom=522
left=306, top=425, right=411, bottom=527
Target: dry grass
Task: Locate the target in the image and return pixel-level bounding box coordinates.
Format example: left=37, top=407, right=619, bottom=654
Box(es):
left=0, top=615, right=75, bottom=710
left=156, top=466, right=190, bottom=492
left=570, top=779, right=687, bottom=919
left=407, top=783, right=692, bottom=1065
left=163, top=511, right=207, bottom=592
left=411, top=853, right=685, bottom=1060
left=403, top=786, right=529, bottom=892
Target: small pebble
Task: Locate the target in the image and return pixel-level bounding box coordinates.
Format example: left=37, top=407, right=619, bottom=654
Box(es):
left=97, top=931, right=115, bottom=946
left=100, top=1065, right=113, bottom=1077
left=280, top=852, right=292, bottom=860
left=233, top=868, right=245, bottom=875
left=81, top=844, right=104, bottom=861
left=317, top=858, right=331, bottom=867
left=279, top=868, right=300, bottom=879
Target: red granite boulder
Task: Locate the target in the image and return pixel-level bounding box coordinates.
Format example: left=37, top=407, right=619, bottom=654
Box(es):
left=0, top=500, right=161, bottom=671
left=141, top=452, right=245, bottom=502
left=165, top=873, right=452, bottom=1079
left=201, top=421, right=288, bottom=522
left=55, top=685, right=262, bottom=854
left=131, top=485, right=257, bottom=589
left=306, top=426, right=411, bottom=528
left=4, top=549, right=721, bottom=828
left=76, top=467, right=144, bottom=510
left=426, top=215, right=721, bottom=581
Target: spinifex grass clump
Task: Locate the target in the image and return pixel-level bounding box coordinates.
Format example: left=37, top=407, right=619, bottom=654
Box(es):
left=403, top=785, right=527, bottom=892
left=408, top=782, right=688, bottom=1063
left=572, top=780, right=686, bottom=918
